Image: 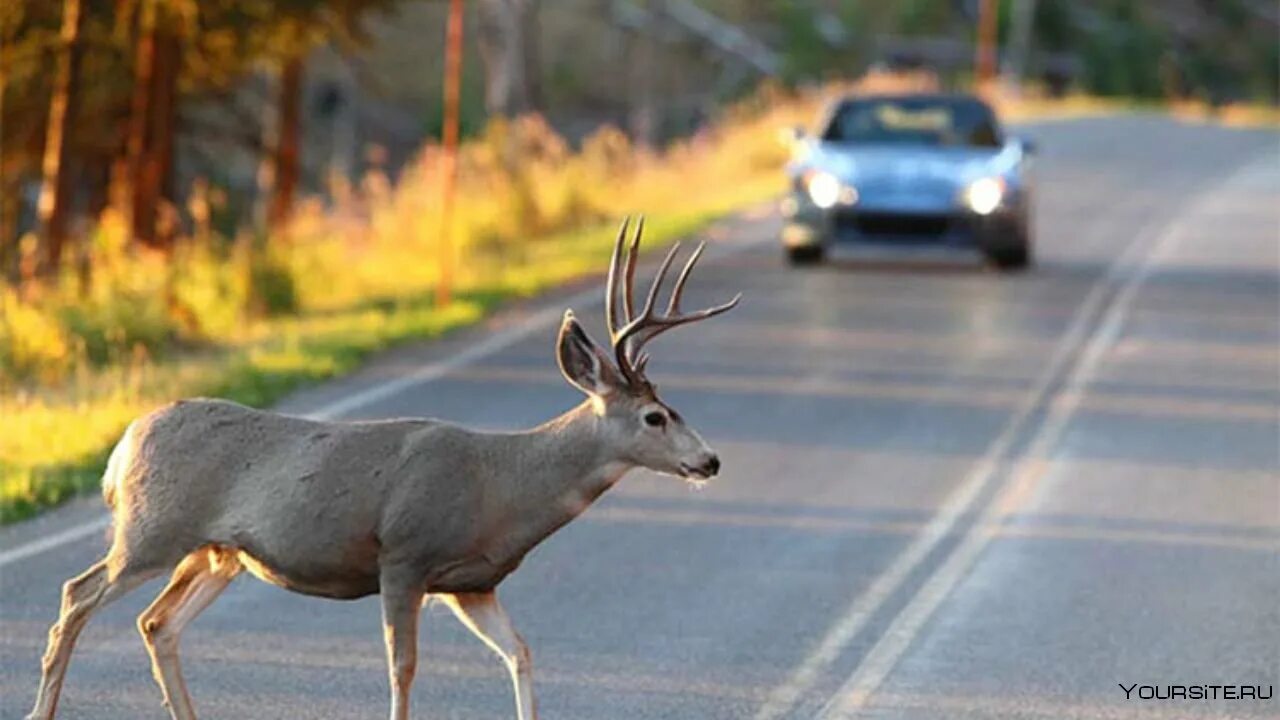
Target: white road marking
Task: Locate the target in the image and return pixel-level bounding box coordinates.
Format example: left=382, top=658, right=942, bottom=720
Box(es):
left=755, top=162, right=1256, bottom=719
left=0, top=517, right=112, bottom=569
left=752, top=219, right=1132, bottom=720
left=816, top=160, right=1263, bottom=719
left=306, top=287, right=602, bottom=422
left=0, top=228, right=766, bottom=570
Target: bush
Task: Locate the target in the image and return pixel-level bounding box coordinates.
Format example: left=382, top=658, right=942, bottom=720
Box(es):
left=58, top=289, right=176, bottom=365
left=168, top=242, right=251, bottom=336
left=249, top=252, right=298, bottom=317
left=0, top=289, right=75, bottom=383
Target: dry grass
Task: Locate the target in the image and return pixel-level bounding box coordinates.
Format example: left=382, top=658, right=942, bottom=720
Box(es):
left=0, top=83, right=806, bottom=522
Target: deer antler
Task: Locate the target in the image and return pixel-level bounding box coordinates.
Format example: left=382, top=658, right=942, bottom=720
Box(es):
left=605, top=216, right=741, bottom=388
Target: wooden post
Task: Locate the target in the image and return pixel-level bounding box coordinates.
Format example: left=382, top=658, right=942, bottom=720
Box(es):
left=438, top=0, right=463, bottom=307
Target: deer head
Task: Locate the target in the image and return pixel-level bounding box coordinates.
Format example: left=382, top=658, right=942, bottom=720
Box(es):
left=556, top=217, right=740, bottom=483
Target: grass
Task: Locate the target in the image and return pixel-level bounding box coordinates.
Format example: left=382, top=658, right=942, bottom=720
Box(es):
left=1, top=293, right=486, bottom=523
left=0, top=206, right=761, bottom=524
left=3, top=76, right=1276, bottom=524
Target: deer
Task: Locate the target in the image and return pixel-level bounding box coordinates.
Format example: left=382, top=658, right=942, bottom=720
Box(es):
left=26, top=217, right=740, bottom=720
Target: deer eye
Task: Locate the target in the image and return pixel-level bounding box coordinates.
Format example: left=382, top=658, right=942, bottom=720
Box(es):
left=643, top=411, right=667, bottom=428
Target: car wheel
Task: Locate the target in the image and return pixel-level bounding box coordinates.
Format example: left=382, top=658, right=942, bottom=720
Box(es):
left=986, top=228, right=1032, bottom=271
left=787, top=246, right=825, bottom=266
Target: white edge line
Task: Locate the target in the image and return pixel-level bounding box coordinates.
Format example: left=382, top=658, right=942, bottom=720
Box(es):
left=0, top=230, right=765, bottom=570
left=817, top=224, right=1178, bottom=719
left=817, top=158, right=1263, bottom=718
left=0, top=517, right=112, bottom=569
left=753, top=170, right=1195, bottom=719
left=752, top=230, right=1124, bottom=720
left=306, top=298, right=588, bottom=422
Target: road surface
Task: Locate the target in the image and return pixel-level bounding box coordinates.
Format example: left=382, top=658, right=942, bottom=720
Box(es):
left=2, top=116, right=1277, bottom=719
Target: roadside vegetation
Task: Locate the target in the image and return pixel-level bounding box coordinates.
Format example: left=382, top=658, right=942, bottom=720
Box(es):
left=0, top=84, right=806, bottom=523
left=3, top=75, right=1276, bottom=523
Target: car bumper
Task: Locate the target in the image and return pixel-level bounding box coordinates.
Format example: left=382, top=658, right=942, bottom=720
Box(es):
left=782, top=195, right=1024, bottom=251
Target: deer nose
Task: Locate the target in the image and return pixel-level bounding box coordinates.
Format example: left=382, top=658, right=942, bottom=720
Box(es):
left=703, top=455, right=721, bottom=477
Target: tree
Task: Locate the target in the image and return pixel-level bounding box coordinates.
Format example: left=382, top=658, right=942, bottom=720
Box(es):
left=476, top=0, right=541, bottom=117
left=1, top=0, right=403, bottom=272
left=268, top=54, right=302, bottom=233
left=0, top=1, right=26, bottom=279
left=35, top=0, right=85, bottom=273
left=258, top=0, right=399, bottom=233
left=122, top=0, right=182, bottom=250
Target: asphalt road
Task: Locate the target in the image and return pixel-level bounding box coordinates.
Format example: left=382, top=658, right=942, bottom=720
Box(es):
left=2, top=116, right=1277, bottom=720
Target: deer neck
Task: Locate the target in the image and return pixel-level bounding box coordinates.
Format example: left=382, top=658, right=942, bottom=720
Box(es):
left=491, top=401, right=632, bottom=559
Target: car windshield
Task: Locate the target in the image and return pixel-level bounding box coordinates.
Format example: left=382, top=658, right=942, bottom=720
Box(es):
left=822, top=97, right=1002, bottom=148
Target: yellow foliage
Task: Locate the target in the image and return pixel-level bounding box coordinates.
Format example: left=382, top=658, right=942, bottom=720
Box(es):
left=7, top=76, right=1271, bottom=519
left=0, top=288, right=75, bottom=383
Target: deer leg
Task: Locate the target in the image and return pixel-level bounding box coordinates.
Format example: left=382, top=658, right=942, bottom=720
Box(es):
left=439, top=591, right=537, bottom=720
left=136, top=548, right=241, bottom=720
left=380, top=577, right=425, bottom=720
left=27, top=560, right=157, bottom=720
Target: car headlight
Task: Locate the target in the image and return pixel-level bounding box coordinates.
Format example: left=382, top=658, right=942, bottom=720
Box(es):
left=804, top=171, right=842, bottom=209
left=965, top=177, right=1006, bottom=216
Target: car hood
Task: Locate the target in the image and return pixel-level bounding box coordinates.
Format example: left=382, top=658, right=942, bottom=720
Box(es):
left=810, top=144, right=1004, bottom=186
left=804, top=144, right=1013, bottom=212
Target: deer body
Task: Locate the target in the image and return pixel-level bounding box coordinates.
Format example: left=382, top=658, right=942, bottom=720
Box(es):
left=27, top=218, right=737, bottom=720
left=110, top=397, right=628, bottom=600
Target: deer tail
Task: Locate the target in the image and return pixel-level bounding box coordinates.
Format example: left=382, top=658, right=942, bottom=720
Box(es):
left=101, top=420, right=138, bottom=510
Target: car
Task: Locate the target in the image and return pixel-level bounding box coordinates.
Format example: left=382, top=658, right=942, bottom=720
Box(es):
left=781, top=92, right=1036, bottom=270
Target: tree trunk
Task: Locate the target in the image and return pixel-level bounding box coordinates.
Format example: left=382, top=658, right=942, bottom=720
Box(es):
left=0, top=24, right=15, bottom=281
left=269, top=55, right=303, bottom=234
left=126, top=2, right=180, bottom=251
left=476, top=0, right=539, bottom=116
left=36, top=0, right=85, bottom=275
left=137, top=28, right=179, bottom=249
left=145, top=29, right=179, bottom=248
left=124, top=0, right=156, bottom=245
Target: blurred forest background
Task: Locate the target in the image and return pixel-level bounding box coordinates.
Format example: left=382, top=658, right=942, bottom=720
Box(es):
left=1, top=0, right=1277, bottom=521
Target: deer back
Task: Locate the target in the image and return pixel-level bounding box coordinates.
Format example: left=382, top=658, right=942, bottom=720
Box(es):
left=114, top=399, right=504, bottom=596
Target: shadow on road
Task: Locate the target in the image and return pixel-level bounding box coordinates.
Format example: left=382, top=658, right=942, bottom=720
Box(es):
left=810, top=257, right=994, bottom=276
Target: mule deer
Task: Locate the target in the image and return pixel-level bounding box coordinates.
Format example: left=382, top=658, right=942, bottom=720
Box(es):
left=27, top=217, right=739, bottom=720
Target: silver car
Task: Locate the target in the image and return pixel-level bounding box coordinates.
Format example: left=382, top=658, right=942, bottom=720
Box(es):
left=782, top=93, right=1036, bottom=270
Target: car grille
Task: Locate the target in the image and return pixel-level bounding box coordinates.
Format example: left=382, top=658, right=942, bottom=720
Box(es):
left=846, top=212, right=951, bottom=237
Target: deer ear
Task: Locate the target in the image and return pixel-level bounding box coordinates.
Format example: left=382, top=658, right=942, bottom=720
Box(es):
left=557, top=311, right=622, bottom=397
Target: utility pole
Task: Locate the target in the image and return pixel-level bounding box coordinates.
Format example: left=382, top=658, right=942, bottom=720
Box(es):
left=975, top=0, right=999, bottom=88
left=438, top=0, right=463, bottom=307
